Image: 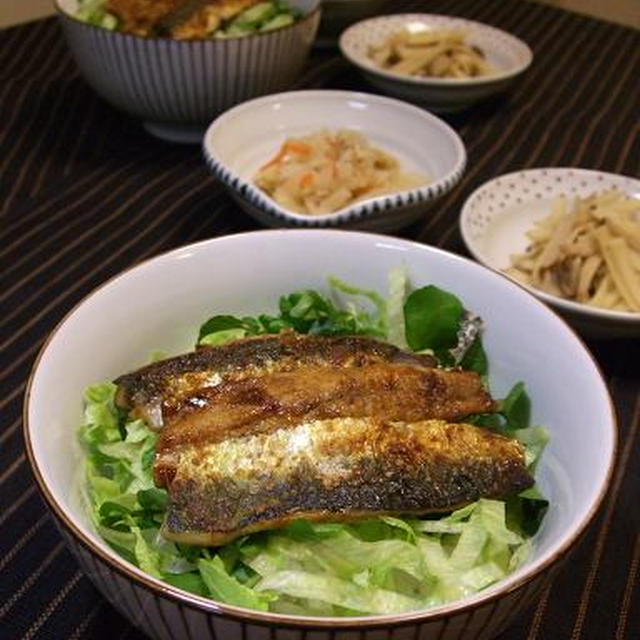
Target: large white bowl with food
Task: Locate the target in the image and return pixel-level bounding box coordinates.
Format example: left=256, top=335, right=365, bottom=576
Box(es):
left=203, top=89, right=466, bottom=230
left=25, top=230, right=614, bottom=640
left=460, top=168, right=640, bottom=338
left=340, top=14, right=532, bottom=112
left=55, top=0, right=321, bottom=142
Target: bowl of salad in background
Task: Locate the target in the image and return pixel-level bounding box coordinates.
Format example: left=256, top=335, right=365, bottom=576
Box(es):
left=25, top=230, right=615, bottom=639
left=340, top=14, right=532, bottom=112
left=55, top=0, right=321, bottom=142
left=203, top=89, right=466, bottom=230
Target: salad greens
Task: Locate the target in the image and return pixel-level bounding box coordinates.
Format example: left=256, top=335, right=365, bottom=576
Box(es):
left=198, top=276, right=388, bottom=345
left=215, top=2, right=300, bottom=37
left=74, top=1, right=300, bottom=37
left=75, top=0, right=118, bottom=31
left=79, top=269, right=548, bottom=616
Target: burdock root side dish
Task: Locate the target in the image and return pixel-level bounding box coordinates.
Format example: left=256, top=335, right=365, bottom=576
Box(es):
left=79, top=272, right=549, bottom=615
left=507, top=190, right=640, bottom=312
left=369, top=27, right=494, bottom=79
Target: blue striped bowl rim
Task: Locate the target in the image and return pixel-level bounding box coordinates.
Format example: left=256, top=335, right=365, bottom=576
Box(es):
left=202, top=90, right=467, bottom=227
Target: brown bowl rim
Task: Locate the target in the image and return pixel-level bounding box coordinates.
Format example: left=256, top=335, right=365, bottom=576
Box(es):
left=23, top=229, right=618, bottom=629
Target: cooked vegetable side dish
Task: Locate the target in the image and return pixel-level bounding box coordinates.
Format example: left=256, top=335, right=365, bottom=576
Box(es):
left=79, top=272, right=549, bottom=615
left=75, top=0, right=300, bottom=38
left=253, top=130, right=427, bottom=215
left=369, top=28, right=494, bottom=79
left=507, top=190, right=640, bottom=312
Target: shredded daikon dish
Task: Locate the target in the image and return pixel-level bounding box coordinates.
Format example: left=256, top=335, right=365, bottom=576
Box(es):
left=369, top=28, right=493, bottom=79
left=253, top=130, right=427, bottom=215
left=506, top=190, right=640, bottom=312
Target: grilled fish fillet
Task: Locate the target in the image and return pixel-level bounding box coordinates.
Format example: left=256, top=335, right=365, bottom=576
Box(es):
left=152, top=360, right=495, bottom=486
left=114, top=333, right=440, bottom=429
left=171, top=0, right=261, bottom=39
left=105, top=0, right=183, bottom=36
left=104, top=0, right=261, bottom=38
left=115, top=333, right=494, bottom=487
left=162, top=417, right=533, bottom=545
left=115, top=333, right=509, bottom=545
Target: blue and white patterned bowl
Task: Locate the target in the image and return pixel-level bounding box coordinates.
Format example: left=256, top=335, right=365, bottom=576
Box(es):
left=202, top=90, right=466, bottom=230
left=55, top=0, right=321, bottom=142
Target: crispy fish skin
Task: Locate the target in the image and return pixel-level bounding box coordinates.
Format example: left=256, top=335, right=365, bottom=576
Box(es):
left=170, top=0, right=261, bottom=39
left=162, top=418, right=533, bottom=545
left=105, top=0, right=184, bottom=36
left=114, top=333, right=438, bottom=428
left=153, top=361, right=495, bottom=486
left=104, top=0, right=262, bottom=38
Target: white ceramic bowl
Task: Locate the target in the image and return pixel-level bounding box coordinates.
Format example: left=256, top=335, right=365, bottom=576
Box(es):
left=340, top=14, right=533, bottom=112
left=55, top=0, right=321, bottom=142
left=203, top=90, right=466, bottom=230
left=25, top=230, right=615, bottom=640
left=460, top=168, right=640, bottom=338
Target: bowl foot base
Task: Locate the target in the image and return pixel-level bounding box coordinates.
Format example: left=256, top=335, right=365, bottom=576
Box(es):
left=143, top=121, right=206, bottom=144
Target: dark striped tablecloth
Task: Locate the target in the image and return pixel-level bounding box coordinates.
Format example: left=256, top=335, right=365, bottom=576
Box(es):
left=1, top=1, right=639, bottom=638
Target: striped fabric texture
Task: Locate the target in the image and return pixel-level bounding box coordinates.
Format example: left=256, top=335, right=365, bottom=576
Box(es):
left=1, top=0, right=639, bottom=638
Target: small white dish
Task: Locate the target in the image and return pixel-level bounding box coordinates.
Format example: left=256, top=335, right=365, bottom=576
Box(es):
left=202, top=89, right=466, bottom=230
left=460, top=168, right=640, bottom=338
left=339, top=14, right=532, bottom=112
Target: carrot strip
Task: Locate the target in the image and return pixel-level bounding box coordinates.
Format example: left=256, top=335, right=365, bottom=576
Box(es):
left=299, top=172, right=315, bottom=188
left=284, top=141, right=311, bottom=156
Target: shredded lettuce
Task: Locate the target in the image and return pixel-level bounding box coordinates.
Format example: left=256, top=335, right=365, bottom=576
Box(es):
left=386, top=265, right=409, bottom=349
left=79, top=274, right=548, bottom=616
left=75, top=0, right=118, bottom=29
left=197, top=556, right=273, bottom=611
left=198, top=277, right=389, bottom=345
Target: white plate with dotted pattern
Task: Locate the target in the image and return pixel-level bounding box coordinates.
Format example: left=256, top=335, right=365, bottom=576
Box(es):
left=460, top=168, right=640, bottom=338
left=339, top=14, right=532, bottom=112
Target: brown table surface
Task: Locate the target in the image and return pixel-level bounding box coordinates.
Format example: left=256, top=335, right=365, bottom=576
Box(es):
left=1, top=1, right=639, bottom=638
